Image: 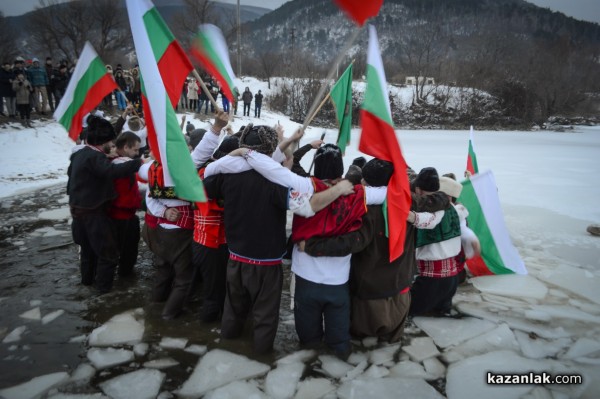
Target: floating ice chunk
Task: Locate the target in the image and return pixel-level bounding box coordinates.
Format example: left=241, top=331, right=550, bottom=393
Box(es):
left=2, top=326, right=26, bottom=343
left=29, top=299, right=42, bottom=307
left=48, top=393, right=107, bottom=398
left=88, top=310, right=144, bottom=347
left=402, top=337, right=440, bottom=362
left=265, top=362, right=304, bottom=398
left=69, top=363, right=96, bottom=385
left=423, top=358, right=445, bottom=380
left=481, top=293, right=533, bottom=308
left=0, top=371, right=69, bottom=399
left=562, top=337, right=600, bottom=359
left=529, top=305, right=600, bottom=324
left=442, top=324, right=519, bottom=363
left=159, top=337, right=188, bottom=349
left=523, top=310, right=552, bottom=322
left=204, top=380, right=266, bottom=399
left=317, top=355, right=354, bottom=379
left=362, top=337, right=378, bottom=347
left=19, top=307, right=41, bottom=321
left=275, top=349, right=316, bottom=365
left=293, top=377, right=336, bottom=399
left=446, top=350, right=549, bottom=399
left=38, top=207, right=71, bottom=220
left=368, top=344, right=400, bottom=365
left=184, top=344, right=207, bottom=356
left=521, top=386, right=554, bottom=399
left=548, top=289, right=569, bottom=299
left=471, top=275, right=548, bottom=300
left=134, top=343, right=149, bottom=357
left=388, top=361, right=429, bottom=379
left=413, top=317, right=497, bottom=348
left=537, top=264, right=600, bottom=305
left=87, top=348, right=134, bottom=370
left=346, top=352, right=368, bottom=366
left=99, top=369, right=165, bottom=399
left=69, top=334, right=87, bottom=343
left=457, top=303, right=571, bottom=339
left=42, top=309, right=65, bottom=325
left=514, top=331, right=571, bottom=359
left=177, top=349, right=270, bottom=398
left=157, top=392, right=174, bottom=399
left=337, top=377, right=444, bottom=399
left=340, top=361, right=368, bottom=382
left=143, top=358, right=179, bottom=369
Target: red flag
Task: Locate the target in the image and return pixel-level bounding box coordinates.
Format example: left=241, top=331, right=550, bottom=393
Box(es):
left=334, top=0, right=384, bottom=26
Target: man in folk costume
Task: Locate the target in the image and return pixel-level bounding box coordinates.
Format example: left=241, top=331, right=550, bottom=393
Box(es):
left=301, top=159, right=450, bottom=343
left=410, top=168, right=480, bottom=316
left=190, top=134, right=240, bottom=323
left=140, top=111, right=228, bottom=320
left=108, top=131, right=143, bottom=278
left=203, top=126, right=356, bottom=354
left=68, top=116, right=143, bottom=294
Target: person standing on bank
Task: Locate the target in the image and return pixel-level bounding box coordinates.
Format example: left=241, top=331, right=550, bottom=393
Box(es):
left=254, top=90, right=263, bottom=118
left=242, top=87, right=252, bottom=116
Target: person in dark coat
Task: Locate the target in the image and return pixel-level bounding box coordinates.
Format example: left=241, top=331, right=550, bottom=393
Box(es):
left=254, top=90, right=263, bottom=118
left=0, top=62, right=16, bottom=117
left=241, top=87, right=252, bottom=116
left=45, top=57, right=58, bottom=112
left=67, top=116, right=143, bottom=294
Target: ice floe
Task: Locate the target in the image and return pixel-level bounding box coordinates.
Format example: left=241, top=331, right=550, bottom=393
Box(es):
left=293, top=377, right=336, bottom=399
left=158, top=337, right=188, bottom=349
left=0, top=371, right=69, bottom=399
left=2, top=326, right=27, bottom=343
left=183, top=344, right=207, bottom=356
left=134, top=342, right=149, bottom=357
left=442, top=324, right=519, bottom=363
left=99, top=369, right=165, bottom=399
left=402, top=337, right=440, bottom=362
left=19, top=307, right=41, bottom=321
left=68, top=363, right=96, bottom=385
left=388, top=360, right=430, bottom=379
left=470, top=275, right=548, bottom=300
left=536, top=264, right=600, bottom=305
left=368, top=344, right=400, bottom=365
left=337, top=377, right=444, bottom=399
left=561, top=336, right=600, bottom=359
left=413, top=316, right=497, bottom=348
left=86, top=347, right=135, bottom=370
left=38, top=207, right=71, bottom=220
left=275, top=349, right=316, bottom=365
left=88, top=309, right=144, bottom=347
left=42, top=309, right=65, bottom=325
left=317, top=355, right=354, bottom=379
left=422, top=358, right=446, bottom=380
left=204, top=380, right=266, bottom=399
left=264, top=362, right=304, bottom=398
left=143, top=357, right=179, bottom=369
left=177, top=349, right=270, bottom=398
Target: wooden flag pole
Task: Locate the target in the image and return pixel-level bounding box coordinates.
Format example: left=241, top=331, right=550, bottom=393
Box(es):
left=192, top=69, right=221, bottom=112
left=301, top=27, right=362, bottom=130
left=307, top=132, right=327, bottom=174
left=304, top=92, right=331, bottom=127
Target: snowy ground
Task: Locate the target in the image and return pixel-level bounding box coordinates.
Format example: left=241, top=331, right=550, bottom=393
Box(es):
left=0, top=76, right=599, bottom=398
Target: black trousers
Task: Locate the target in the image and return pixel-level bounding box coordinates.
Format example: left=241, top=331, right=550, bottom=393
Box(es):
left=71, top=213, right=119, bottom=293
left=143, top=224, right=193, bottom=319
left=191, top=242, right=229, bottom=322
left=112, top=216, right=140, bottom=276
left=221, top=259, right=283, bottom=354
left=409, top=274, right=459, bottom=316
left=243, top=103, right=251, bottom=116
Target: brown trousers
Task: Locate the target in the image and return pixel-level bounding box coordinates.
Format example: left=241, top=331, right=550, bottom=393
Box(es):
left=220, top=259, right=283, bottom=354
left=350, top=291, right=411, bottom=343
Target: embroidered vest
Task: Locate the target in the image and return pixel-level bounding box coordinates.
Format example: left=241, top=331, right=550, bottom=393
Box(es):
left=416, top=205, right=461, bottom=248
left=147, top=161, right=178, bottom=199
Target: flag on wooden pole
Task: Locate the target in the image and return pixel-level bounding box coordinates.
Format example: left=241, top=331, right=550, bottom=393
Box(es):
left=191, top=24, right=237, bottom=103
left=466, top=125, right=479, bottom=175
left=126, top=0, right=205, bottom=202
left=330, top=63, right=353, bottom=154
left=459, top=170, right=526, bottom=275
left=358, top=25, right=411, bottom=262
left=53, top=42, right=117, bottom=141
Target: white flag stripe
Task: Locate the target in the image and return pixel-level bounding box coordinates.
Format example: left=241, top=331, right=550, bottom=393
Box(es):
left=471, top=170, right=527, bottom=275
left=367, top=25, right=391, bottom=117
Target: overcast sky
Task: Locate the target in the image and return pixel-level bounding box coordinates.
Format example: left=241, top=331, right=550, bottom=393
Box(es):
left=2, top=0, right=599, bottom=24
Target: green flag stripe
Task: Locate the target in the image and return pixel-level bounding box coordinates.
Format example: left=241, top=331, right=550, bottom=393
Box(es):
left=468, top=141, right=479, bottom=173
left=58, top=57, right=107, bottom=131
left=143, top=7, right=174, bottom=62
left=459, top=181, right=513, bottom=274
left=196, top=33, right=235, bottom=89
left=362, top=64, right=393, bottom=125
left=163, top=97, right=206, bottom=201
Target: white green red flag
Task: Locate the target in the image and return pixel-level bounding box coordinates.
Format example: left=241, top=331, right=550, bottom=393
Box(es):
left=191, top=24, right=237, bottom=103
left=334, top=0, right=384, bottom=26
left=330, top=63, right=353, bottom=154
left=358, top=25, right=411, bottom=262
left=126, top=0, right=205, bottom=202
left=466, top=125, right=479, bottom=175
left=53, top=42, right=117, bottom=141
left=459, top=170, right=526, bottom=276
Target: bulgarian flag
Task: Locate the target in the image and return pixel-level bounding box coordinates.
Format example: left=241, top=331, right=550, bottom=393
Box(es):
left=330, top=62, right=353, bottom=154
left=359, top=25, right=411, bottom=262
left=191, top=24, right=237, bottom=103
left=126, top=0, right=205, bottom=202
left=466, top=125, right=479, bottom=175
left=459, top=170, right=526, bottom=276
left=334, top=0, right=384, bottom=26
left=53, top=42, right=117, bottom=141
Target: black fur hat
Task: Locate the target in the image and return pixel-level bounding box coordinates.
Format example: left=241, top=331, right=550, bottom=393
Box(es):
left=86, top=115, right=116, bottom=145
left=314, top=144, right=343, bottom=180
left=213, top=135, right=240, bottom=160
left=362, top=158, right=394, bottom=187
left=239, top=124, right=278, bottom=155
left=414, top=167, right=440, bottom=192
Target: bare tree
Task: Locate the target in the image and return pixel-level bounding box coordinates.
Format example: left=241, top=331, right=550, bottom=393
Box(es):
left=257, top=50, right=282, bottom=89
left=171, top=0, right=216, bottom=48
left=0, top=12, right=19, bottom=61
